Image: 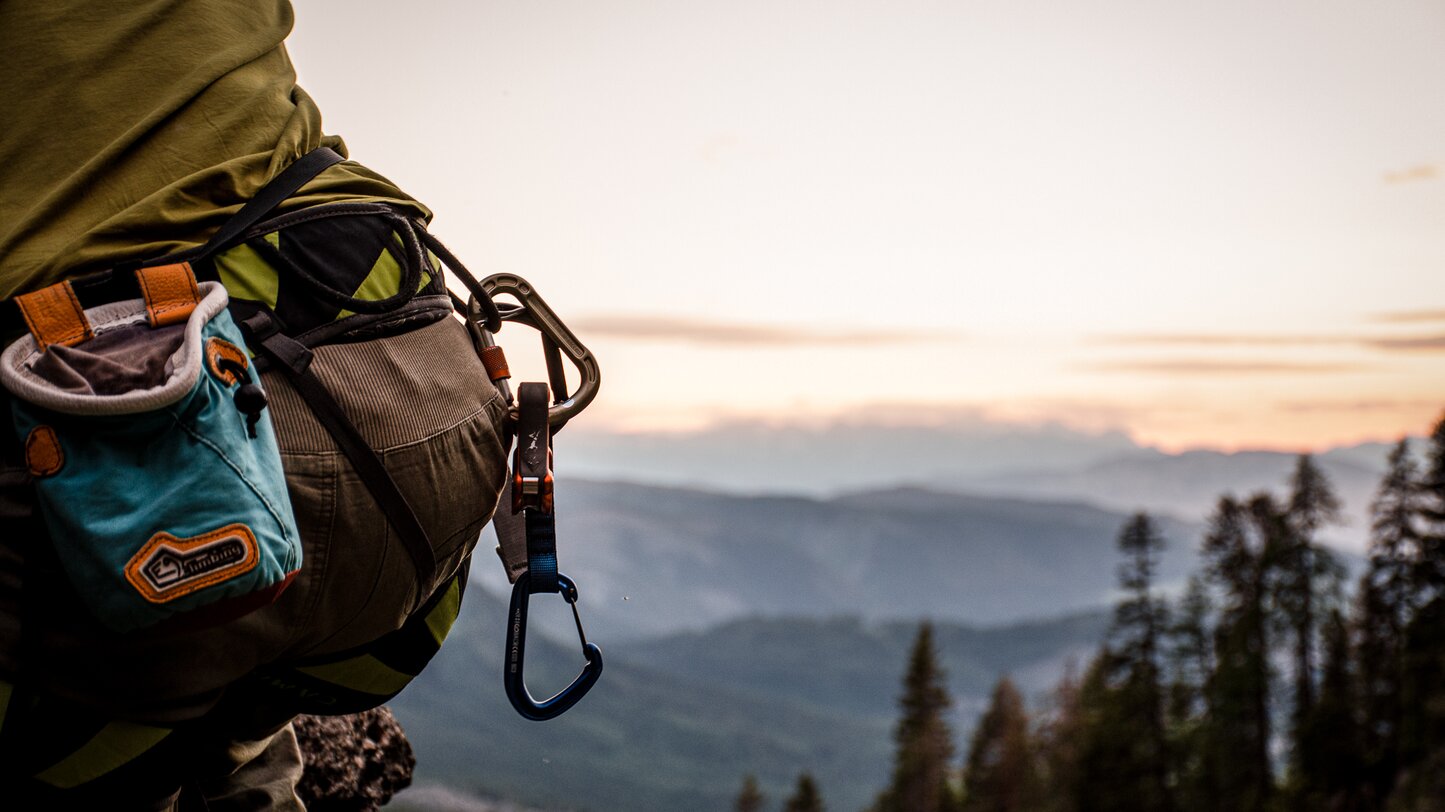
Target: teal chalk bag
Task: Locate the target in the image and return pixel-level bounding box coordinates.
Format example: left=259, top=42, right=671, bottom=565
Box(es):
left=1, top=263, right=301, bottom=632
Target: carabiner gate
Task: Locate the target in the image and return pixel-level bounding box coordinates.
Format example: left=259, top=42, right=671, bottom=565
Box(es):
left=504, top=572, right=604, bottom=722
left=465, top=273, right=601, bottom=429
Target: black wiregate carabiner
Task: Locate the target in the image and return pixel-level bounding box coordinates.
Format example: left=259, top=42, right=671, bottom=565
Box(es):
left=504, top=571, right=604, bottom=721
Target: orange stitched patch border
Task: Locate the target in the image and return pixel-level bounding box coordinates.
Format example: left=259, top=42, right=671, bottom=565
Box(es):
left=125, top=523, right=260, bottom=604
left=205, top=337, right=249, bottom=385
left=25, top=425, right=64, bottom=478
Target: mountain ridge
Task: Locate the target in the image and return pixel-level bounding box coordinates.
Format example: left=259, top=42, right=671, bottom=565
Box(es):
left=470, top=480, right=1205, bottom=641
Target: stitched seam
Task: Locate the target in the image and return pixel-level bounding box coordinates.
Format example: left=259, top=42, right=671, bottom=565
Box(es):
left=18, top=289, right=88, bottom=348
left=287, top=452, right=336, bottom=645
left=275, top=400, right=494, bottom=459
left=138, top=271, right=157, bottom=323
left=167, top=406, right=294, bottom=547
left=139, top=269, right=197, bottom=324
left=372, top=401, right=492, bottom=455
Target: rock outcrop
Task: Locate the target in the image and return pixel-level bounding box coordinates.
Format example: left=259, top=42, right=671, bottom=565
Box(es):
left=294, top=706, right=415, bottom=811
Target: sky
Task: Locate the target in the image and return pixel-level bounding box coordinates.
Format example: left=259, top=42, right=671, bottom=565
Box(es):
left=289, top=0, right=1445, bottom=452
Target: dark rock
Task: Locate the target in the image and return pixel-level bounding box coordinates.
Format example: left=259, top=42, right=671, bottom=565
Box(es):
left=295, top=706, right=416, bottom=811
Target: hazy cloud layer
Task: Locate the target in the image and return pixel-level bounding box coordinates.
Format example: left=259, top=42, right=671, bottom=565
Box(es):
left=1083, top=359, right=1374, bottom=375
left=1092, top=331, right=1445, bottom=354
left=1383, top=163, right=1441, bottom=184
left=1369, top=310, right=1445, bottom=324
left=1089, top=333, right=1351, bottom=347
left=563, top=408, right=1150, bottom=495
left=1364, top=334, right=1445, bottom=351
left=571, top=314, right=957, bottom=346
left=1278, top=399, right=1443, bottom=414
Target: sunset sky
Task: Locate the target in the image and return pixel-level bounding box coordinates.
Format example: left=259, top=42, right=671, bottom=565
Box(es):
left=291, top=0, right=1444, bottom=452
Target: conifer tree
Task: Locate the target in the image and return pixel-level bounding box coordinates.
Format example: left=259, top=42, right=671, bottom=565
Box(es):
left=1034, top=663, right=1082, bottom=812
left=1280, top=455, right=1345, bottom=804
left=1066, top=515, right=1174, bottom=812
left=1366, top=440, right=1424, bottom=621
left=1200, top=495, right=1277, bottom=810
left=874, top=623, right=959, bottom=812
left=1072, top=651, right=1148, bottom=811
left=1107, top=513, right=1172, bottom=812
left=1282, top=454, right=1343, bottom=719
left=1420, top=414, right=1445, bottom=590
left=735, top=773, right=766, bottom=812
left=1355, top=439, right=1420, bottom=806
left=1165, top=578, right=1218, bottom=812
left=1289, top=608, right=1362, bottom=810
left=784, top=772, right=825, bottom=812
left=1392, top=414, right=1445, bottom=805
left=961, top=677, right=1040, bottom=812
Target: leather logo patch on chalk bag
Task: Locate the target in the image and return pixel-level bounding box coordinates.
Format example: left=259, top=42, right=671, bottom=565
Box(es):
left=125, top=524, right=260, bottom=604
left=25, top=425, right=64, bottom=478
left=205, top=337, right=249, bottom=385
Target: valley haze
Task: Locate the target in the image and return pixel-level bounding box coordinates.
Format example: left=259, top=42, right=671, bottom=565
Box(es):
left=561, top=415, right=1413, bottom=552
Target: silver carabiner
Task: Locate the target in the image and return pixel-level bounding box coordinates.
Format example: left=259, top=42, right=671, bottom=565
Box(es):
left=466, top=274, right=600, bottom=428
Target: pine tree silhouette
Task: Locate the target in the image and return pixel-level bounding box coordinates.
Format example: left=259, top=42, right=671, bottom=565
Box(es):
left=735, top=773, right=765, bottom=812
left=1201, top=495, right=1278, bottom=811
left=1355, top=439, right=1420, bottom=807
left=1281, top=455, right=1345, bottom=805
left=962, top=677, right=1039, bottom=812
left=873, top=623, right=959, bottom=812
left=783, top=772, right=825, bottom=812
left=1068, top=514, right=1173, bottom=812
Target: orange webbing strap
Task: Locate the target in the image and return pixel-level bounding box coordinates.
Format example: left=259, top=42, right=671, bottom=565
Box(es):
left=136, top=262, right=201, bottom=328
left=14, top=280, right=93, bottom=352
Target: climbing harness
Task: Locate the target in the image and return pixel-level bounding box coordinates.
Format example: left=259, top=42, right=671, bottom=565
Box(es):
left=465, top=276, right=604, bottom=721
left=0, top=146, right=605, bottom=787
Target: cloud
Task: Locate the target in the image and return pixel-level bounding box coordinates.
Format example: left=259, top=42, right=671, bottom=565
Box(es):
left=1364, top=334, right=1445, bottom=351
left=1084, top=359, right=1374, bottom=375
left=1277, top=399, right=1442, bottom=415
left=1369, top=310, right=1445, bottom=324
left=570, top=314, right=958, bottom=346
left=1383, top=164, right=1441, bottom=184
left=1092, top=330, right=1445, bottom=354
left=1089, top=333, right=1350, bottom=347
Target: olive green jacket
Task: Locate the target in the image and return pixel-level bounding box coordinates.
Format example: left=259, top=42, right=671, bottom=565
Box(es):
left=0, top=0, right=428, bottom=299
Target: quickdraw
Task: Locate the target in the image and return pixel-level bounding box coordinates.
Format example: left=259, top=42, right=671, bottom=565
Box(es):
left=466, top=275, right=603, bottom=721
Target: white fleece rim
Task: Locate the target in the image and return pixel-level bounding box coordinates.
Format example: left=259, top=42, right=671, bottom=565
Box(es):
left=0, top=281, right=231, bottom=416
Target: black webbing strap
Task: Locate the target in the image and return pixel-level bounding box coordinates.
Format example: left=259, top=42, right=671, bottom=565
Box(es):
left=240, top=310, right=437, bottom=587
left=186, top=147, right=345, bottom=260
left=515, top=383, right=559, bottom=594
left=493, top=501, right=529, bottom=583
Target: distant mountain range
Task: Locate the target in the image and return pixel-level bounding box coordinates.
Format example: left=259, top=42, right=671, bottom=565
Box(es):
left=391, top=474, right=1373, bottom=811
left=389, top=480, right=1218, bottom=811
left=949, top=444, right=1394, bottom=549
left=468, top=481, right=1204, bottom=642
left=560, top=421, right=1411, bottom=551
left=561, top=419, right=1151, bottom=494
